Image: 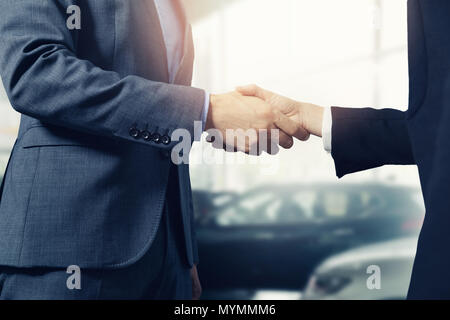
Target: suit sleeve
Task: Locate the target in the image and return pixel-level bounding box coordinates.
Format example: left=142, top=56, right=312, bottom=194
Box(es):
left=0, top=0, right=205, bottom=150
left=331, top=107, right=416, bottom=178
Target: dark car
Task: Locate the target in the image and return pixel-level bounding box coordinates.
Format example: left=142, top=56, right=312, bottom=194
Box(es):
left=192, top=190, right=238, bottom=224
left=195, top=183, right=424, bottom=293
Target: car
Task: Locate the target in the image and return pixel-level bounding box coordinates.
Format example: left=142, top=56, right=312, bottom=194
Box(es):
left=195, top=183, right=424, bottom=294
left=201, top=289, right=302, bottom=300
left=192, top=190, right=238, bottom=224
left=302, top=237, right=418, bottom=300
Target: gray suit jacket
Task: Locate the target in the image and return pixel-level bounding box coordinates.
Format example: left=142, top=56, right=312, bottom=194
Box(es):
left=0, top=0, right=204, bottom=269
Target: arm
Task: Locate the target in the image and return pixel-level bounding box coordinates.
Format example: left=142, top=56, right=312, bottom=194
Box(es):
left=0, top=1, right=298, bottom=155
left=237, top=85, right=416, bottom=177
left=331, top=107, right=415, bottom=178
left=0, top=0, right=205, bottom=149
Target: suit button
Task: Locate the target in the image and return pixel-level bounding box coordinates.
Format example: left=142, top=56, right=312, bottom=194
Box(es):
left=152, top=133, right=161, bottom=144
left=141, top=130, right=151, bottom=141
left=161, top=135, right=171, bottom=145
left=129, top=127, right=140, bottom=139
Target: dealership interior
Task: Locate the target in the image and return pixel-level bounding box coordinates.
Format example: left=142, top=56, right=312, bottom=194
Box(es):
left=0, top=0, right=423, bottom=300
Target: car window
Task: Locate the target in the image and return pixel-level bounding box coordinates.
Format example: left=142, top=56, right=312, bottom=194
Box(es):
left=293, top=189, right=383, bottom=220
left=391, top=189, right=425, bottom=216
left=290, top=190, right=316, bottom=219
left=216, top=190, right=313, bottom=226
left=239, top=192, right=273, bottom=211
left=216, top=191, right=279, bottom=226
left=212, top=193, right=235, bottom=207
left=214, top=188, right=385, bottom=227
left=322, top=192, right=349, bottom=217
left=409, top=190, right=425, bottom=213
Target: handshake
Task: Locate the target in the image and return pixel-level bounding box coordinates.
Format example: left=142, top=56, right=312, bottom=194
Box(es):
left=205, top=85, right=324, bottom=155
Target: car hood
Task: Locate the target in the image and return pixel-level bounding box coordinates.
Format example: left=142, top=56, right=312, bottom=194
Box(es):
left=317, top=237, right=418, bottom=272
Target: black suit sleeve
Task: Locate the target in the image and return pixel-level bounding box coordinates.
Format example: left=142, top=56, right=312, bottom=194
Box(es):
left=331, top=107, right=416, bottom=178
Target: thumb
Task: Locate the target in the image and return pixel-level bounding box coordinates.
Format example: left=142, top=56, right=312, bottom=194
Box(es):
left=236, top=84, right=267, bottom=100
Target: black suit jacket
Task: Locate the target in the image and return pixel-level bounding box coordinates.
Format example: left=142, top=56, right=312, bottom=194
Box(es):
left=332, top=0, right=450, bottom=299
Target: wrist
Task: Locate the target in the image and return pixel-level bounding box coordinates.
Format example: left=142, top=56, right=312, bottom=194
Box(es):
left=300, top=103, right=324, bottom=137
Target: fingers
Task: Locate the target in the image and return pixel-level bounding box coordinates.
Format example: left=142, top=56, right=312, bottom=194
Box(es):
left=247, top=129, right=291, bottom=155
left=190, top=266, right=202, bottom=300
left=206, top=90, right=306, bottom=154
left=217, top=130, right=289, bottom=155
left=274, top=109, right=310, bottom=141
left=278, top=130, right=294, bottom=149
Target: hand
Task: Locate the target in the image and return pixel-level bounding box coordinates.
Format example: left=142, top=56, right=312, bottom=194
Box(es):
left=191, top=265, right=202, bottom=300
left=236, top=85, right=324, bottom=139
left=205, top=91, right=308, bottom=154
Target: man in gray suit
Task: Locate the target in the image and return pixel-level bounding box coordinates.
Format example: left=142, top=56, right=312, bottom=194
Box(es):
left=0, top=0, right=303, bottom=299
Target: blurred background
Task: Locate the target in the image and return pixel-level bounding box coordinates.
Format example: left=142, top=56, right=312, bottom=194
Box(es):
left=185, top=0, right=425, bottom=300
left=0, top=0, right=424, bottom=300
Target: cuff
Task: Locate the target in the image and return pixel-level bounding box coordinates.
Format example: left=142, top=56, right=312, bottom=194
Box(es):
left=202, top=91, right=210, bottom=132
left=113, top=84, right=205, bottom=150
left=322, top=106, right=332, bottom=153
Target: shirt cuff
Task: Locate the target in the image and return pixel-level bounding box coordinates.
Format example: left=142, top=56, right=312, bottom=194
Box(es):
left=322, top=106, right=332, bottom=153
left=202, top=91, right=210, bottom=132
